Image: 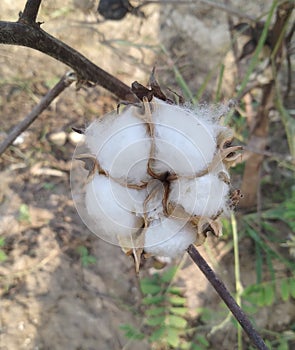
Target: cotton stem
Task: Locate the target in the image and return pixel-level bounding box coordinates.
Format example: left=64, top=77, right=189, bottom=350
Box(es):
left=232, top=212, right=243, bottom=350
left=187, top=244, right=269, bottom=350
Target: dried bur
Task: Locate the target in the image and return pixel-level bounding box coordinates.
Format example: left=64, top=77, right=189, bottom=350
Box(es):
left=76, top=72, right=242, bottom=272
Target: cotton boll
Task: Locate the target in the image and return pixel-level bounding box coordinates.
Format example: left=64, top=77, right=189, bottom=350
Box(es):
left=169, top=173, right=230, bottom=218
left=152, top=99, right=217, bottom=175
left=144, top=218, right=196, bottom=257
left=85, top=107, right=151, bottom=184
left=85, top=174, right=144, bottom=241
left=73, top=91, right=238, bottom=268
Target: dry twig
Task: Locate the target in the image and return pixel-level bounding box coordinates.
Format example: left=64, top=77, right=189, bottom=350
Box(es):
left=0, top=73, right=75, bottom=156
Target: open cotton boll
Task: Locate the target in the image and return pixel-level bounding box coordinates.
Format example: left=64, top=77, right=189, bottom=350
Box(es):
left=85, top=174, right=144, bottom=240
left=169, top=173, right=230, bottom=218
left=72, top=87, right=241, bottom=272
left=152, top=99, right=217, bottom=175
left=144, top=218, right=196, bottom=257
left=85, top=107, right=151, bottom=183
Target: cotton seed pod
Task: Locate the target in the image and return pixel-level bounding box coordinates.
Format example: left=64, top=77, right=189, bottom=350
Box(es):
left=72, top=92, right=241, bottom=271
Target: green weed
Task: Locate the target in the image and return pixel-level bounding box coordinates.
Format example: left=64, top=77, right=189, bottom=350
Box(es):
left=0, top=237, right=7, bottom=263
left=76, top=245, right=96, bottom=267
left=121, top=267, right=210, bottom=349
left=18, top=204, right=31, bottom=223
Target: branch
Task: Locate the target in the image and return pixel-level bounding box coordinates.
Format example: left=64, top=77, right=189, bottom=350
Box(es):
left=19, top=0, right=42, bottom=24
left=187, top=244, right=269, bottom=350
left=0, top=21, right=137, bottom=102
left=0, top=72, right=76, bottom=156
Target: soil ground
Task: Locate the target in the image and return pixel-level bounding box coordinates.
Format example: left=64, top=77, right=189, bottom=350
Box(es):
left=0, top=1, right=294, bottom=350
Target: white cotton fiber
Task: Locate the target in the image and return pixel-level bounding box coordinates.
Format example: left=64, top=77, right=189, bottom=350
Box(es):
left=144, top=218, right=196, bottom=257
left=152, top=99, right=217, bottom=175
left=85, top=174, right=144, bottom=239
left=169, top=173, right=229, bottom=218
left=85, top=107, right=151, bottom=184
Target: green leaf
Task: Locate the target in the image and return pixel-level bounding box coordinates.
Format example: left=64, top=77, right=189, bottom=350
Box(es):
left=81, top=255, right=96, bottom=266
left=179, top=340, right=191, bottom=349
left=266, top=252, right=276, bottom=282
left=169, top=296, right=186, bottom=306
left=244, top=285, right=265, bottom=307
left=191, top=344, right=206, bottom=350
left=246, top=226, right=295, bottom=271
left=18, top=204, right=31, bottom=223
left=277, top=338, right=289, bottom=350
left=264, top=285, right=275, bottom=306
left=150, top=326, right=166, bottom=342
left=257, top=289, right=266, bottom=307
left=140, top=280, right=162, bottom=295
left=161, top=266, right=178, bottom=283
left=146, top=307, right=166, bottom=317
left=119, top=324, right=145, bottom=340
left=241, top=302, right=258, bottom=315
left=275, top=87, right=295, bottom=158
left=43, top=182, right=55, bottom=190
left=261, top=221, right=276, bottom=233
left=166, top=327, right=181, bottom=347
left=280, top=280, right=290, bottom=302
left=76, top=246, right=96, bottom=266
left=167, top=287, right=183, bottom=295
left=170, top=307, right=189, bottom=316
left=0, top=237, right=5, bottom=247
left=196, top=334, right=209, bottom=347
left=255, top=242, right=263, bottom=284
left=0, top=250, right=7, bottom=262
left=142, top=295, right=165, bottom=305
left=76, top=245, right=88, bottom=256
left=265, top=340, right=273, bottom=349
left=167, top=315, right=187, bottom=329
left=289, top=278, right=295, bottom=298
left=196, top=307, right=214, bottom=323
left=145, top=316, right=166, bottom=326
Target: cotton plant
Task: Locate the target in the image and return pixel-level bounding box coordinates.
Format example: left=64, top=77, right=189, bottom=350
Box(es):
left=72, top=77, right=242, bottom=271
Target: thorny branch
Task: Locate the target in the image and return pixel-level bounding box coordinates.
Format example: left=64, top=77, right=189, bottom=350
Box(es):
left=187, top=245, right=269, bottom=350
left=0, top=1, right=137, bottom=103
